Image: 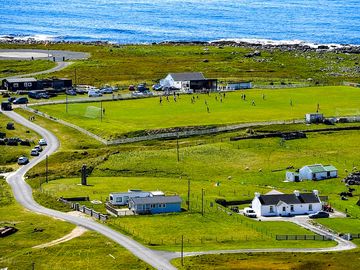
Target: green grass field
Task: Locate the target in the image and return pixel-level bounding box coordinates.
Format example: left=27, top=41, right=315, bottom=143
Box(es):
left=0, top=112, right=40, bottom=168
left=0, top=177, right=151, bottom=270
left=32, top=86, right=360, bottom=139
left=1, top=43, right=360, bottom=87
left=172, top=240, right=360, bottom=270
left=0, top=59, right=55, bottom=78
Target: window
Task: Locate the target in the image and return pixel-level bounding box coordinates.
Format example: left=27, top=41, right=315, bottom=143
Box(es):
left=24, top=82, right=32, bottom=87
left=269, top=206, right=274, bottom=213
left=13, top=83, right=19, bottom=88
left=290, top=205, right=294, bottom=212
left=282, top=206, right=286, bottom=212
left=151, top=204, right=156, bottom=208
left=309, top=204, right=313, bottom=211
left=115, top=197, right=122, bottom=203
left=110, top=195, right=113, bottom=201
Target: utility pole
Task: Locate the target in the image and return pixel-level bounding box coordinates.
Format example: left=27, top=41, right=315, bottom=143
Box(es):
left=66, top=94, right=68, bottom=113
left=45, top=155, right=48, bottom=183
left=187, top=179, right=190, bottom=211
left=176, top=132, right=179, bottom=162
left=100, top=100, right=103, bottom=122
left=201, top=188, right=204, bottom=216
left=181, top=235, right=184, bottom=266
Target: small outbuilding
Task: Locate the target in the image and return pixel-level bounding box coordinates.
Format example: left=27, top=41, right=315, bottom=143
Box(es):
left=2, top=78, right=38, bottom=91
left=129, top=196, right=182, bottom=214
left=252, top=190, right=322, bottom=217
left=226, top=81, right=252, bottom=90
left=299, top=164, right=338, bottom=181
left=305, top=113, right=324, bottom=124
left=109, top=190, right=151, bottom=206
left=285, top=171, right=301, bottom=182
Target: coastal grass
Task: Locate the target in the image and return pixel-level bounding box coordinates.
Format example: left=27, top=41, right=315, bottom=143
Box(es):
left=32, top=86, right=360, bottom=139
left=171, top=240, right=360, bottom=270
left=1, top=43, right=359, bottom=86
left=0, top=112, right=40, bottom=167
left=0, top=179, right=151, bottom=270
left=0, top=59, right=55, bottom=78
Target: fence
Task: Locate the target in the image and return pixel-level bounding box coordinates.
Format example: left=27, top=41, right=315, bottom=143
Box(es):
left=276, top=235, right=332, bottom=241
left=59, top=198, right=108, bottom=221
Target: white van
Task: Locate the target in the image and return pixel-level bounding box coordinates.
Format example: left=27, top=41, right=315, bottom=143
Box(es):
left=243, top=207, right=257, bottom=218
left=88, top=90, right=103, bottom=97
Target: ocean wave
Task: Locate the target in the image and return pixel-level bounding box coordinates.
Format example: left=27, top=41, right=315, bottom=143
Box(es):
left=0, top=34, right=58, bottom=42
left=210, top=38, right=360, bottom=49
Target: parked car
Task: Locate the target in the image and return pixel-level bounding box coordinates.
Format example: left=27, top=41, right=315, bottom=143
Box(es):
left=143, top=90, right=154, bottom=96
left=88, top=90, right=103, bottom=97
left=152, top=84, right=163, bottom=91
left=131, top=91, right=144, bottom=97
left=128, top=85, right=135, bottom=91
left=30, top=149, right=39, bottom=156
left=38, top=138, right=47, bottom=146
left=28, top=91, right=42, bottom=99
left=13, top=97, right=28, bottom=104
left=39, top=93, right=50, bottom=99
left=8, top=97, right=17, bottom=103
left=137, top=83, right=149, bottom=92
left=1, top=101, right=12, bottom=111
left=243, top=207, right=257, bottom=218
left=66, top=89, right=77, bottom=96
left=100, top=87, right=113, bottom=94
left=309, top=211, right=330, bottom=219
left=17, top=156, right=29, bottom=165
left=34, top=145, right=43, bottom=152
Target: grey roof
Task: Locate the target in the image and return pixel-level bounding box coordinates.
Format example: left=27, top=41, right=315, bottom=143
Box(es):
left=131, top=196, right=182, bottom=204
left=258, top=193, right=320, bottom=205
left=5, top=77, right=37, bottom=83
left=169, top=72, right=205, bottom=81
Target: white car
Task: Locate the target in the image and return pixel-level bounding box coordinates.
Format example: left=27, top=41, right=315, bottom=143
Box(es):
left=30, top=149, right=39, bottom=156
left=243, top=207, right=257, bottom=218
left=38, top=138, right=47, bottom=146
left=88, top=90, right=103, bottom=97
left=34, top=145, right=43, bottom=152
left=18, top=156, right=29, bottom=165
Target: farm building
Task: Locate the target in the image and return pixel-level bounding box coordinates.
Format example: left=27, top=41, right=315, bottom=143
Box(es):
left=285, top=171, right=301, bottom=182
left=2, top=78, right=38, bottom=91
left=226, top=81, right=252, bottom=90
left=2, top=78, right=72, bottom=91
left=129, top=196, right=182, bottom=214
left=305, top=113, right=324, bottom=124
left=252, top=190, right=322, bottom=217
left=160, top=72, right=217, bottom=92
left=108, top=190, right=165, bottom=206
left=299, top=164, right=338, bottom=180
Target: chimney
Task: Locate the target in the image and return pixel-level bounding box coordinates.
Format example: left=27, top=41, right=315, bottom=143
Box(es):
left=294, top=190, right=300, bottom=197
left=81, top=164, right=87, bottom=186
left=313, top=190, right=319, bottom=197
left=254, top=192, right=261, bottom=198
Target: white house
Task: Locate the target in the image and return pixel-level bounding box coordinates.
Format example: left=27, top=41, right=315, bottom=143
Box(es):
left=305, top=113, right=323, bottom=124
left=226, top=81, right=252, bottom=90
left=251, top=190, right=322, bottom=217
left=299, top=164, right=338, bottom=181
left=160, top=72, right=217, bottom=92
left=285, top=171, right=301, bottom=182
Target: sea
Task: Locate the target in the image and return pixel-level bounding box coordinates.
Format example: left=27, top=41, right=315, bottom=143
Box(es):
left=0, top=0, right=359, bottom=46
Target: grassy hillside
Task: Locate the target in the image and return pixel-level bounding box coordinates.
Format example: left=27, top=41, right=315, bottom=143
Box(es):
left=32, top=86, right=360, bottom=139
left=1, top=43, right=359, bottom=86
left=0, top=59, right=55, bottom=78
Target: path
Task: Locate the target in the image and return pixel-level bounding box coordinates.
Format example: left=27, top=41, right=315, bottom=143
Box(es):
left=32, top=226, right=88, bottom=249
left=2, top=109, right=176, bottom=270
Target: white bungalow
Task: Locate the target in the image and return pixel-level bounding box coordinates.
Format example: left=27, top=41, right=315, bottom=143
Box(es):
left=299, top=164, right=338, bottom=181
left=305, top=113, right=323, bottom=124
left=160, top=72, right=217, bottom=92
left=109, top=190, right=165, bottom=206
left=252, top=190, right=322, bottom=217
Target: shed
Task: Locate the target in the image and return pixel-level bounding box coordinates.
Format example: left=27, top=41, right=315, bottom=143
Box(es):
left=299, top=164, right=338, bottom=180
left=285, top=171, right=300, bottom=182
left=226, top=81, right=252, bottom=90
left=305, top=113, right=324, bottom=124
left=2, top=78, right=38, bottom=91
left=129, top=196, right=182, bottom=214
left=109, top=191, right=150, bottom=206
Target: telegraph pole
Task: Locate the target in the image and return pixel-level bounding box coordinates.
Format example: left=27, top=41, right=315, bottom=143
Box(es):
left=45, top=155, right=48, bottom=183
left=181, top=235, right=184, bottom=266
left=201, top=188, right=204, bottom=216
left=100, top=100, right=103, bottom=122
left=187, top=179, right=190, bottom=211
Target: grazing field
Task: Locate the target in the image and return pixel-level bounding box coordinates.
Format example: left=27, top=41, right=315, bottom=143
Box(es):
left=171, top=240, right=360, bottom=270
left=0, top=112, right=40, bottom=168
left=33, top=86, right=360, bottom=139
left=1, top=43, right=360, bottom=87
left=0, top=178, right=151, bottom=269
left=0, top=59, right=55, bottom=78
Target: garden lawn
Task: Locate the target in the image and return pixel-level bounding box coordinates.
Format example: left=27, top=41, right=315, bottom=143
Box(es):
left=32, top=86, right=360, bottom=139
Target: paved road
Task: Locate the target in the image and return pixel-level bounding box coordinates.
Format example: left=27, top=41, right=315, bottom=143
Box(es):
left=2, top=109, right=176, bottom=270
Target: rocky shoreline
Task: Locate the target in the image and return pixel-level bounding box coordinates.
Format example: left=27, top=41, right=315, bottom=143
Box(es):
left=1, top=36, right=360, bottom=54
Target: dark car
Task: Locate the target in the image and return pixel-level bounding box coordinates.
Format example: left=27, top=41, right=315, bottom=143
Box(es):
left=13, top=97, right=28, bottom=104
left=8, top=97, right=17, bottom=103
left=65, top=89, right=77, bottom=96
left=1, top=101, right=12, bottom=111
left=39, top=93, right=50, bottom=99
left=309, top=211, right=330, bottom=219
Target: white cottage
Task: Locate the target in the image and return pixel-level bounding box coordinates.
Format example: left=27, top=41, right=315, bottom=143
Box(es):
left=160, top=72, right=217, bottom=92
left=305, top=113, right=324, bottom=124
left=299, top=164, right=338, bottom=181
left=251, top=190, right=322, bottom=217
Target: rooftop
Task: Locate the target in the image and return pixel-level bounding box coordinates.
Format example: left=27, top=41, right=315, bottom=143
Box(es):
left=304, top=164, right=338, bottom=173
left=257, top=192, right=320, bottom=205
left=169, top=72, right=205, bottom=81
left=5, top=77, right=37, bottom=83
left=131, top=196, right=182, bottom=205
